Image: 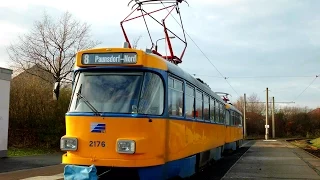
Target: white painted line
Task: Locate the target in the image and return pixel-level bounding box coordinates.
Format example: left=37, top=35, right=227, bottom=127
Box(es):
left=241, top=141, right=251, bottom=147
left=263, top=140, right=277, bottom=141
left=20, top=173, right=64, bottom=180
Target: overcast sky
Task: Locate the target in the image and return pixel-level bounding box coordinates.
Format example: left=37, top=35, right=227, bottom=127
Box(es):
left=1, top=0, right=319, bottom=109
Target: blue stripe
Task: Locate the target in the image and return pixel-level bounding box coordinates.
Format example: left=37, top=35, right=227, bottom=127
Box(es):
left=73, top=66, right=166, bottom=76
left=138, top=155, right=196, bottom=179
left=66, top=112, right=164, bottom=118
left=90, top=124, right=105, bottom=126
left=90, top=123, right=106, bottom=133
left=91, top=130, right=103, bottom=133
left=95, top=124, right=105, bottom=127
left=66, top=113, right=234, bottom=126
left=93, top=127, right=105, bottom=130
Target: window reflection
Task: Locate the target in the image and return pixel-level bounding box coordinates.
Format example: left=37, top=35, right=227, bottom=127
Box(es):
left=69, top=72, right=164, bottom=115
left=185, top=84, right=194, bottom=118
left=168, top=77, right=183, bottom=117
left=203, top=94, right=210, bottom=121
left=138, top=72, right=164, bottom=115
left=196, top=90, right=203, bottom=120
left=210, top=98, right=215, bottom=123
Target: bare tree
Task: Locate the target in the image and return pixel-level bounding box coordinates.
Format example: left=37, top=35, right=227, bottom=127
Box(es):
left=7, top=11, right=101, bottom=84
left=234, top=93, right=264, bottom=114
left=247, top=93, right=265, bottom=114
left=234, top=95, right=244, bottom=113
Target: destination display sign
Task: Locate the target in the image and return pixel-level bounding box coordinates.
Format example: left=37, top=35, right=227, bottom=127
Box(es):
left=81, top=52, right=138, bottom=65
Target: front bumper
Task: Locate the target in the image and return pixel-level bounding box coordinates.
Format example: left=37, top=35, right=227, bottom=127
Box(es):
left=62, top=153, right=165, bottom=167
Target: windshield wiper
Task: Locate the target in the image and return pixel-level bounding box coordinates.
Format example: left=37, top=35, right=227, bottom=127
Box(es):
left=75, top=85, right=101, bottom=116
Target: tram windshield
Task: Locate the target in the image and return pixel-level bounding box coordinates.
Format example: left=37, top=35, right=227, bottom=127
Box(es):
left=69, top=71, right=164, bottom=115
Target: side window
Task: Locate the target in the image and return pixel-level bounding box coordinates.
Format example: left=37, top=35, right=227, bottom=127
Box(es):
left=223, top=105, right=226, bottom=124
left=203, top=94, right=210, bottom=121
left=185, top=84, right=195, bottom=119
left=168, top=77, right=184, bottom=117
left=231, top=111, right=235, bottom=125
left=210, top=97, right=215, bottom=123
left=235, top=113, right=238, bottom=125
left=226, top=110, right=230, bottom=125
left=237, top=113, right=240, bottom=125
left=138, top=72, right=164, bottom=115
left=214, top=99, right=219, bottom=123
left=195, top=90, right=203, bottom=120
left=220, top=103, right=225, bottom=124
left=168, top=77, right=174, bottom=88
left=218, top=103, right=222, bottom=123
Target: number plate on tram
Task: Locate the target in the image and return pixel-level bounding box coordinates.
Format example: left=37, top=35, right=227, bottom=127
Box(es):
left=89, top=141, right=106, bottom=147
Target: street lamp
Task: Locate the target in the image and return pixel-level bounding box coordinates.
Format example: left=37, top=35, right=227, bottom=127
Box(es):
left=155, top=36, right=175, bottom=51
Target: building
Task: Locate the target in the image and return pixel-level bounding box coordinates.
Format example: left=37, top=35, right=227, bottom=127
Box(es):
left=0, top=67, right=13, bottom=158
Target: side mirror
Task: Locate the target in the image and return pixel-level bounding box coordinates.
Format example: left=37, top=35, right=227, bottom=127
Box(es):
left=53, top=81, right=60, bottom=100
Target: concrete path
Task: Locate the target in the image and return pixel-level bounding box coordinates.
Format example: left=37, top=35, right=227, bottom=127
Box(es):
left=222, top=139, right=320, bottom=179
left=0, top=153, right=63, bottom=173
left=0, top=152, right=63, bottom=180
left=0, top=165, right=64, bottom=180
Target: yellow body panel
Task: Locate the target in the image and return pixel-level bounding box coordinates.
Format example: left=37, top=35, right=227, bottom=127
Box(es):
left=62, top=116, right=237, bottom=167
left=225, top=126, right=243, bottom=143
left=74, top=48, right=168, bottom=71
left=62, top=116, right=166, bottom=167
left=166, top=120, right=226, bottom=161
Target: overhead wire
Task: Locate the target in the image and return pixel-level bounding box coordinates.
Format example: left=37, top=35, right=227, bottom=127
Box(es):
left=192, top=74, right=222, bottom=78
left=292, top=75, right=319, bottom=102
left=159, top=2, right=319, bottom=103
left=160, top=2, right=240, bottom=97
left=193, top=74, right=316, bottom=79
left=229, top=75, right=315, bottom=79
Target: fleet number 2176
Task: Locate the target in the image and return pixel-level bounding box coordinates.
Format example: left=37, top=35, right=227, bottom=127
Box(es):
left=89, top=141, right=106, bottom=147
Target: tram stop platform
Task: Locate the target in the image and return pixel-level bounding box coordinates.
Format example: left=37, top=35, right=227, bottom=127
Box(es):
left=222, top=139, right=320, bottom=179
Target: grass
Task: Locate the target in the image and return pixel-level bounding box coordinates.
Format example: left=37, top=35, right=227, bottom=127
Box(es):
left=288, top=138, right=320, bottom=158
left=290, top=139, right=309, bottom=149
left=7, top=147, right=60, bottom=157
left=310, top=137, right=320, bottom=148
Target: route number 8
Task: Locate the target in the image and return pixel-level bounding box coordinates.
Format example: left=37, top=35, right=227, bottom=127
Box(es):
left=84, top=54, right=90, bottom=64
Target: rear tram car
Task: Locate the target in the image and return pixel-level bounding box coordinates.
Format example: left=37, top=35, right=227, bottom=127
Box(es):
left=59, top=45, right=243, bottom=179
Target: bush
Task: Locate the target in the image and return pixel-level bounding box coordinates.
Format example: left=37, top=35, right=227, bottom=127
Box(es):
left=8, top=70, right=71, bottom=150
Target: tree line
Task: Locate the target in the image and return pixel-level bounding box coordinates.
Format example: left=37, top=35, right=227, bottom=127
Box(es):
left=233, top=93, right=320, bottom=139
left=9, top=71, right=71, bottom=149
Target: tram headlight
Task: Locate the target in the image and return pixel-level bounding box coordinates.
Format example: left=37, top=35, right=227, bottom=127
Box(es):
left=60, top=137, right=78, bottom=151
left=117, top=140, right=135, bottom=154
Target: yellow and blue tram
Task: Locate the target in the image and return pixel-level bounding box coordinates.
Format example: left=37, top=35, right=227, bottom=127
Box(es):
left=60, top=44, right=243, bottom=179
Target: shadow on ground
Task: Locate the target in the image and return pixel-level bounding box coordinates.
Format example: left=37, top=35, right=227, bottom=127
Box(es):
left=188, top=141, right=253, bottom=180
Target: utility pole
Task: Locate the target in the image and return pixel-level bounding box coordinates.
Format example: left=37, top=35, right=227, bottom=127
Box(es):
left=272, top=97, right=275, bottom=138
left=265, top=87, right=269, bottom=140
left=244, top=93, right=247, bottom=139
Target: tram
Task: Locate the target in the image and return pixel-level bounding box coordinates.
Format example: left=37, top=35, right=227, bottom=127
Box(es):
left=58, top=45, right=243, bottom=179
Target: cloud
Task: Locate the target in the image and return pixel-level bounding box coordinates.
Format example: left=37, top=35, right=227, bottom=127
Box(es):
left=0, top=21, right=26, bottom=46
